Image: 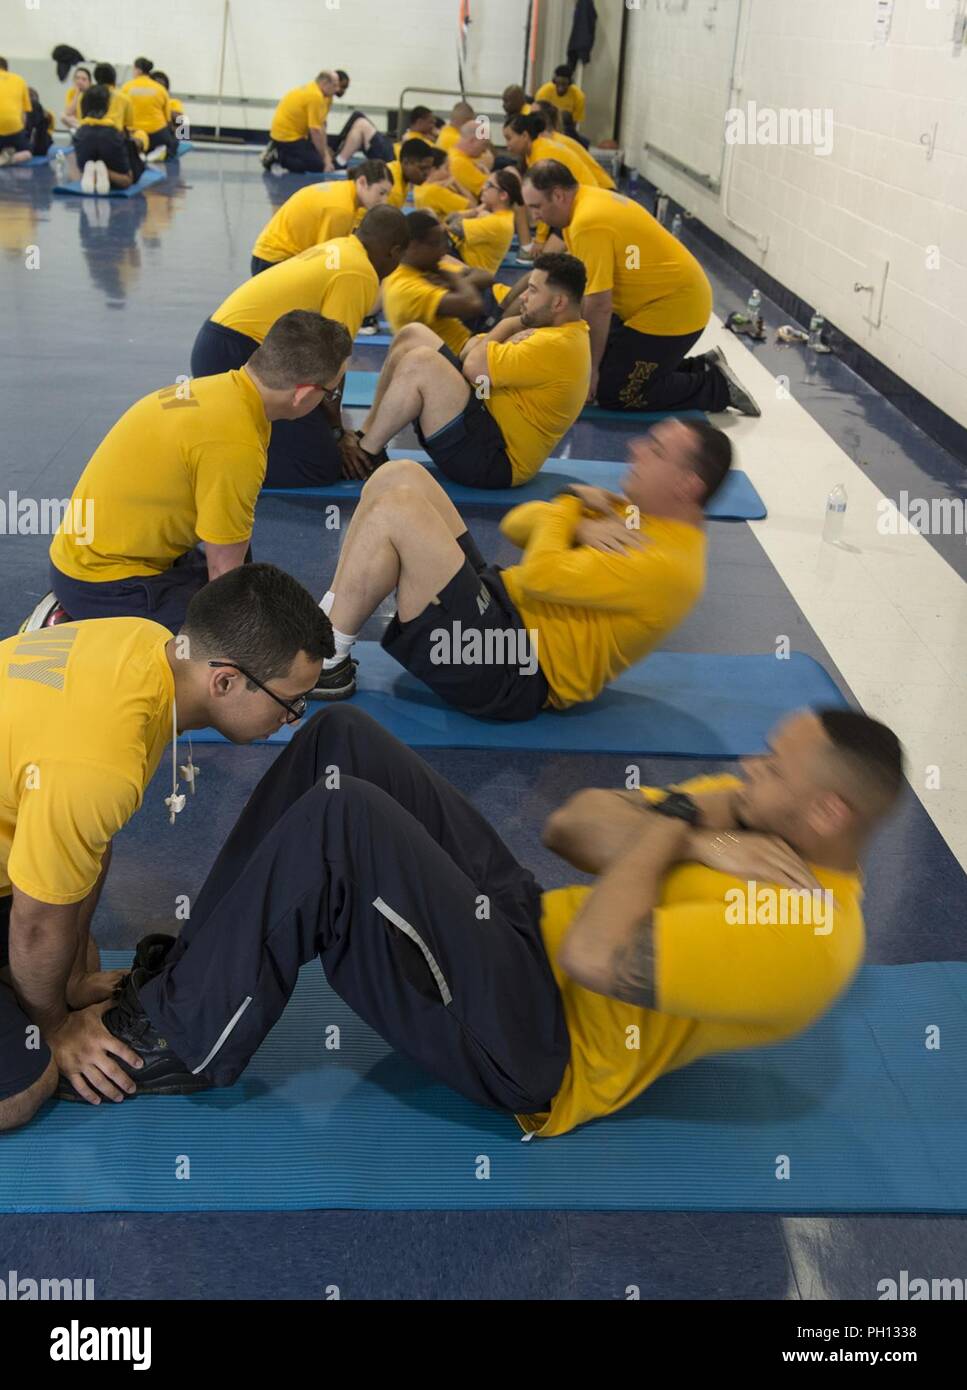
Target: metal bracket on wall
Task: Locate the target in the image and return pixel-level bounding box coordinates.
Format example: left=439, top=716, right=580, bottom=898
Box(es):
left=642, top=143, right=721, bottom=194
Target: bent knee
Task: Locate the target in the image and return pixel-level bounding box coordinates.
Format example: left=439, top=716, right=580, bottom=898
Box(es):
left=0, top=1055, right=58, bottom=1133
left=361, top=457, right=425, bottom=497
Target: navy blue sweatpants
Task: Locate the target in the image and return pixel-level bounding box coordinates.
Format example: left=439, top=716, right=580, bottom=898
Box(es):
left=138, top=707, right=569, bottom=1113
left=190, top=317, right=343, bottom=487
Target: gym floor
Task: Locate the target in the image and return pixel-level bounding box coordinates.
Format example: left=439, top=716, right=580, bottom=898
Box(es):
left=1, top=148, right=965, bottom=1299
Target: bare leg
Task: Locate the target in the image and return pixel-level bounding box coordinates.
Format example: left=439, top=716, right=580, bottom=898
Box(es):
left=362, top=346, right=471, bottom=453
left=359, top=322, right=437, bottom=432
left=337, top=117, right=377, bottom=162
left=327, top=476, right=467, bottom=634
left=11, top=149, right=32, bottom=166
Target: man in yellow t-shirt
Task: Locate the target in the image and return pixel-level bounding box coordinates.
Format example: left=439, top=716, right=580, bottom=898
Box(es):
left=313, top=412, right=718, bottom=721
left=446, top=121, right=490, bottom=202
left=192, top=206, right=408, bottom=487
left=393, top=104, right=439, bottom=157
left=524, top=160, right=761, bottom=416
left=37, top=313, right=350, bottom=633
left=264, top=69, right=338, bottom=174
left=250, top=160, right=393, bottom=274
left=535, top=66, right=586, bottom=134
left=380, top=212, right=490, bottom=361
left=0, top=58, right=33, bottom=166
left=414, top=148, right=473, bottom=218
left=384, top=138, right=436, bottom=207
left=121, top=57, right=178, bottom=161
left=436, top=100, right=474, bottom=153
left=350, top=250, right=588, bottom=494
left=0, top=566, right=333, bottom=1129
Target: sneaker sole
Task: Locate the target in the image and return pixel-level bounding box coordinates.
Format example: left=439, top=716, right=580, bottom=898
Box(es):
left=57, top=1074, right=212, bottom=1102
left=308, top=681, right=357, bottom=702
left=706, top=346, right=762, bottom=417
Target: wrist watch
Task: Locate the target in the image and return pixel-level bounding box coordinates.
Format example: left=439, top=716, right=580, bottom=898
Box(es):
left=651, top=791, right=700, bottom=826
left=331, top=425, right=345, bottom=442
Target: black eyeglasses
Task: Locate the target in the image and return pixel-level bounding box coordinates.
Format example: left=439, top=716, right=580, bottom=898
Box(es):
left=319, top=383, right=342, bottom=403
left=208, top=660, right=309, bottom=724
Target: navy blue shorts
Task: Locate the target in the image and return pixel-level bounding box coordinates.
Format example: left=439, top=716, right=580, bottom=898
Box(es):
left=51, top=545, right=210, bottom=633
left=0, top=129, right=30, bottom=153
left=0, top=895, right=53, bottom=1103
left=381, top=533, right=549, bottom=721
left=416, top=345, right=513, bottom=490
left=275, top=137, right=325, bottom=173
left=250, top=254, right=276, bottom=276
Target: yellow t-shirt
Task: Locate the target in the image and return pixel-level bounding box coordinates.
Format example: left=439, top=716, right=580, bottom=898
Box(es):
left=456, top=208, right=515, bottom=274
left=526, top=134, right=598, bottom=188
left=120, top=75, right=172, bottom=135
left=436, top=123, right=461, bottom=152
left=0, top=69, right=31, bottom=137
left=385, top=159, right=411, bottom=209
left=565, top=186, right=712, bottom=334
left=212, top=233, right=377, bottom=343
left=483, top=321, right=590, bottom=485
left=100, top=87, right=138, bottom=137
left=517, top=775, right=866, bottom=1137
left=252, top=179, right=359, bottom=264
left=447, top=148, right=488, bottom=198
left=0, top=619, right=174, bottom=905
left=169, top=97, right=185, bottom=118
left=534, top=81, right=586, bottom=124
left=500, top=494, right=705, bottom=707
left=49, top=370, right=269, bottom=583
left=414, top=182, right=471, bottom=217
left=553, top=131, right=615, bottom=190
left=270, top=81, right=328, bottom=142
left=64, top=85, right=87, bottom=121
left=393, top=127, right=433, bottom=157
left=382, top=262, right=471, bottom=355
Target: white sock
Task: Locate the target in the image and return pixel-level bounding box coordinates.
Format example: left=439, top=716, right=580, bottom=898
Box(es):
left=323, top=628, right=357, bottom=669
left=335, top=154, right=347, bottom=168
left=320, top=590, right=336, bottom=616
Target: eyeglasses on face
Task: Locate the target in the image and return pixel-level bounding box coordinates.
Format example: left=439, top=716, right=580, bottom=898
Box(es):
left=208, top=660, right=309, bottom=724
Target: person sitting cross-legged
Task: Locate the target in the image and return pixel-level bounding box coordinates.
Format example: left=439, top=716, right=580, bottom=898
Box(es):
left=312, top=417, right=728, bottom=711
left=348, top=250, right=590, bottom=490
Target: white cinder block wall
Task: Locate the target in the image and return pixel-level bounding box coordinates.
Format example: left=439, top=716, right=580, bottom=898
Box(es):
left=621, top=0, right=967, bottom=431
left=3, top=0, right=530, bottom=127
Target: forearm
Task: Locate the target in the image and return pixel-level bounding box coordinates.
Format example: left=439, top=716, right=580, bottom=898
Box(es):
left=8, top=902, right=84, bottom=1034
left=543, top=789, right=652, bottom=875
left=68, top=845, right=111, bottom=984
left=517, top=494, right=583, bottom=567
left=583, top=295, right=613, bottom=373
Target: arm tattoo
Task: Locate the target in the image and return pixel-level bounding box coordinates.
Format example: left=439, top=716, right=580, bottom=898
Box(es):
left=608, top=917, right=657, bottom=1008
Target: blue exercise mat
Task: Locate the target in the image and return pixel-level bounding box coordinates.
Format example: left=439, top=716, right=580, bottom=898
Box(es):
left=190, top=648, right=845, bottom=753
left=175, top=139, right=193, bottom=156
left=53, top=165, right=167, bottom=198
left=341, top=371, right=706, bottom=424
left=263, top=449, right=765, bottom=519
left=3, top=957, right=964, bottom=1213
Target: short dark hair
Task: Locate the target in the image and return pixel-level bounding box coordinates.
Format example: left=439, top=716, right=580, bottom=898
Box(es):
left=151, top=70, right=169, bottom=89
left=248, top=310, right=351, bottom=391
left=554, top=65, right=573, bottom=80
left=133, top=56, right=153, bottom=74
left=683, top=421, right=733, bottom=502
left=427, top=147, right=449, bottom=169
left=81, top=84, right=111, bottom=120
left=336, top=69, right=349, bottom=82
left=353, top=158, right=389, bottom=186
left=405, top=210, right=443, bottom=244
left=508, top=112, right=547, bottom=141
left=533, top=251, right=585, bottom=300
left=93, top=62, right=117, bottom=86
left=817, top=709, right=905, bottom=811
left=524, top=158, right=579, bottom=193
left=400, top=137, right=435, bottom=163
left=181, top=564, right=334, bottom=680
left=0, top=59, right=8, bottom=72
left=356, top=203, right=410, bottom=252
left=409, top=105, right=433, bottom=123
left=493, top=168, right=523, bottom=206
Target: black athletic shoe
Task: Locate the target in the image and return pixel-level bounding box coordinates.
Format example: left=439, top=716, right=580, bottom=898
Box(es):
left=260, top=140, right=278, bottom=170
left=703, top=346, right=761, bottom=417
left=57, top=967, right=210, bottom=1102
left=354, top=430, right=389, bottom=467
left=110, top=932, right=178, bottom=999
left=357, top=314, right=380, bottom=336
left=309, top=655, right=358, bottom=702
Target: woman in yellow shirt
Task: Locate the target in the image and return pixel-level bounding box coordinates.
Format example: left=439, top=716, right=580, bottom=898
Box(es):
left=63, top=65, right=92, bottom=130
left=534, top=100, right=614, bottom=190
left=446, top=169, right=527, bottom=274
left=150, top=71, right=186, bottom=141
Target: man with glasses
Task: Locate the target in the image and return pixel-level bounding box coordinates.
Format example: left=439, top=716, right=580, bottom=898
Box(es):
left=0, top=564, right=332, bottom=1129
left=191, top=205, right=410, bottom=487
left=30, top=312, right=352, bottom=636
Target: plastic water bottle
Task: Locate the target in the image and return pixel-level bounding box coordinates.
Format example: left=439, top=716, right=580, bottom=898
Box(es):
left=747, top=287, right=762, bottom=318
left=52, top=148, right=67, bottom=183
left=671, top=212, right=683, bottom=238
left=628, top=167, right=640, bottom=196
left=809, top=311, right=825, bottom=350
left=823, top=484, right=847, bottom=543
left=655, top=192, right=669, bottom=224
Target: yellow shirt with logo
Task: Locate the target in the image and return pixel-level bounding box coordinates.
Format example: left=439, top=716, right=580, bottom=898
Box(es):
left=534, top=81, right=586, bottom=124
left=49, top=370, right=269, bottom=583
left=212, top=234, right=377, bottom=342
left=0, top=69, right=31, bottom=137
left=517, top=774, right=866, bottom=1137
left=526, top=134, right=598, bottom=188
left=252, top=180, right=359, bottom=264
left=564, top=185, right=712, bottom=335
left=447, top=148, right=488, bottom=199
left=414, top=182, right=471, bottom=217
left=500, top=494, right=705, bottom=707
left=482, top=321, right=590, bottom=485
left=0, top=619, right=174, bottom=905
left=456, top=208, right=515, bottom=274
left=120, top=75, right=172, bottom=134
left=382, top=262, right=471, bottom=356
left=270, top=81, right=329, bottom=141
